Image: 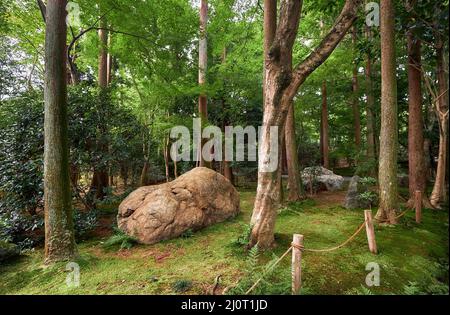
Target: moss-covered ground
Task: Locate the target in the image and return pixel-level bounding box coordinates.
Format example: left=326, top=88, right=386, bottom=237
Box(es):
left=0, top=187, right=448, bottom=295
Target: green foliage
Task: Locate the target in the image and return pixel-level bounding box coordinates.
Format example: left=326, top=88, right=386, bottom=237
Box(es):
left=345, top=285, right=374, bottom=295
left=181, top=229, right=194, bottom=239
left=230, top=223, right=252, bottom=247
left=229, top=245, right=292, bottom=295
left=102, top=228, right=138, bottom=251
left=0, top=240, right=20, bottom=263
left=73, top=209, right=98, bottom=241
left=172, top=279, right=193, bottom=293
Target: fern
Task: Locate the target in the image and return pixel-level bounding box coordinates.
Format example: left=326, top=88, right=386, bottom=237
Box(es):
left=102, top=229, right=138, bottom=250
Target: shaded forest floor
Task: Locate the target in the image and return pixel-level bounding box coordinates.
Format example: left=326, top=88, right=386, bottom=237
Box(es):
left=0, top=186, right=448, bottom=295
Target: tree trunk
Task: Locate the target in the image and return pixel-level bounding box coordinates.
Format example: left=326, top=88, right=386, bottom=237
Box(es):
left=430, top=25, right=449, bottom=208
left=140, top=161, right=149, bottom=186
left=89, top=15, right=109, bottom=200
left=321, top=80, right=330, bottom=169
left=98, top=20, right=108, bottom=89
left=365, top=27, right=376, bottom=167
left=249, top=0, right=361, bottom=249
left=285, top=102, right=304, bottom=201
left=164, top=136, right=170, bottom=182
left=263, top=0, right=277, bottom=106
left=352, top=26, right=361, bottom=152
left=43, top=0, right=76, bottom=263
left=376, top=0, right=398, bottom=223
left=198, top=0, right=210, bottom=168
left=406, top=28, right=429, bottom=208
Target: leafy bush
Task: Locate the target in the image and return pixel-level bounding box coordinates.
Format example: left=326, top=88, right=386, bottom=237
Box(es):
left=229, top=223, right=252, bottom=247
left=73, top=209, right=98, bottom=241
left=0, top=240, right=20, bottom=263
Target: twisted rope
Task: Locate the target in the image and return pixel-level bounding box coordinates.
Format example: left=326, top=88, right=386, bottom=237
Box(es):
left=302, top=220, right=367, bottom=253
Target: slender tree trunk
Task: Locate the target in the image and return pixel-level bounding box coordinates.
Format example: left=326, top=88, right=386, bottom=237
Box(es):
left=89, top=16, right=109, bottom=200
left=376, top=0, right=398, bottom=223
left=285, top=102, right=304, bottom=201
left=249, top=0, right=361, bottom=249
left=263, top=0, right=277, bottom=106
left=198, top=0, right=210, bottom=168
left=352, top=26, right=361, bottom=152
left=430, top=25, right=449, bottom=208
left=365, top=28, right=376, bottom=167
left=43, top=0, right=76, bottom=263
left=164, top=136, right=170, bottom=182
left=406, top=27, right=429, bottom=208
left=140, top=161, right=150, bottom=186
left=321, top=80, right=330, bottom=169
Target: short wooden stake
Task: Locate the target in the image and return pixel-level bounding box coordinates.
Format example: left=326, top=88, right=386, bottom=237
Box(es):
left=292, top=234, right=303, bottom=295
left=364, top=210, right=378, bottom=254
left=415, top=190, right=422, bottom=224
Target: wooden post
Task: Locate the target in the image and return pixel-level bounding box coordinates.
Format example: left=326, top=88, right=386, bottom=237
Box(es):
left=364, top=210, right=377, bottom=254
left=415, top=190, right=422, bottom=224
left=292, top=234, right=303, bottom=295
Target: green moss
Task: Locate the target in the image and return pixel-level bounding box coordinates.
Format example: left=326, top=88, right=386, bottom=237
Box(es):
left=0, top=189, right=448, bottom=295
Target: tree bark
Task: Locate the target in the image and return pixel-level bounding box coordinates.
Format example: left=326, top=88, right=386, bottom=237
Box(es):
left=406, top=28, right=429, bottom=208
left=43, top=0, right=76, bottom=263
left=352, top=26, right=361, bottom=151
left=198, top=0, right=210, bottom=168
left=249, top=0, right=361, bottom=249
left=263, top=0, right=277, bottom=106
left=365, top=27, right=376, bottom=167
left=89, top=15, right=109, bottom=200
left=430, top=22, right=449, bottom=208
left=376, top=0, right=398, bottom=223
left=321, top=80, right=330, bottom=169
left=285, top=102, right=304, bottom=201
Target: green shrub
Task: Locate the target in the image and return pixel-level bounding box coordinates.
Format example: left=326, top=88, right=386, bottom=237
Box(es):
left=102, top=227, right=138, bottom=250
left=172, top=279, right=193, bottom=293
left=0, top=240, right=20, bottom=263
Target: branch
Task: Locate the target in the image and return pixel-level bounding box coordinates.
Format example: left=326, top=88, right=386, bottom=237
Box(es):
left=269, top=0, right=303, bottom=64
left=36, top=0, right=46, bottom=23
left=289, top=0, right=362, bottom=92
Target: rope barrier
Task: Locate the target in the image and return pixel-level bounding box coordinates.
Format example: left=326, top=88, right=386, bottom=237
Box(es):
left=244, top=203, right=419, bottom=294
left=245, top=245, right=293, bottom=295
left=245, top=218, right=368, bottom=294
left=302, top=220, right=367, bottom=253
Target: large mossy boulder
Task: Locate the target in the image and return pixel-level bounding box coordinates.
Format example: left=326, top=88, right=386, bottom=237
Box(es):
left=117, top=167, right=240, bottom=244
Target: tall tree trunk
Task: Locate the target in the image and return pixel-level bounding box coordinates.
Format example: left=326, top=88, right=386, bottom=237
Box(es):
left=198, top=0, right=210, bottom=168
left=352, top=26, right=361, bottom=152
left=321, top=80, right=330, bottom=169
left=406, top=25, right=429, bottom=208
left=164, top=136, right=170, bottom=182
left=140, top=161, right=150, bottom=186
left=43, top=0, right=76, bottom=263
left=263, top=0, right=277, bottom=106
left=365, top=27, right=376, bottom=168
left=89, top=16, right=109, bottom=200
left=285, top=102, right=304, bottom=201
left=249, top=0, right=361, bottom=249
left=376, top=0, right=398, bottom=223
left=221, top=48, right=233, bottom=184
left=430, top=22, right=449, bottom=208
